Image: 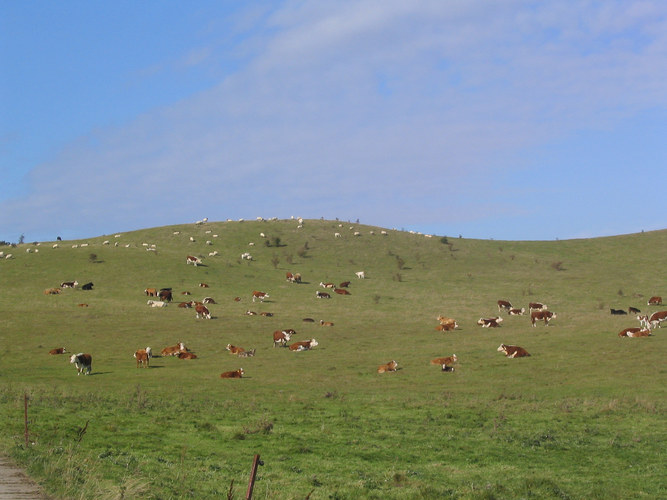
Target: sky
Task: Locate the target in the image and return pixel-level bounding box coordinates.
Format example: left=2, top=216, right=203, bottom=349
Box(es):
left=1, top=0, right=666, bottom=243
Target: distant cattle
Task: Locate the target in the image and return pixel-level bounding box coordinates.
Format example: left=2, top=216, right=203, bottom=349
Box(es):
left=178, top=351, right=198, bottom=359
left=77, top=303, right=89, bottom=307
left=81, top=282, right=94, bottom=291
left=628, top=306, right=641, bottom=315
left=195, top=304, right=211, bottom=319
left=508, top=308, right=526, bottom=316
left=430, top=354, right=457, bottom=370
left=178, top=301, right=192, bottom=308
left=147, top=300, right=167, bottom=308
left=320, top=320, right=334, bottom=327
left=435, top=323, right=457, bottom=332
left=273, top=330, right=292, bottom=347
left=302, top=318, right=315, bottom=322
left=289, top=339, right=319, bottom=351
left=618, top=327, right=651, bottom=337
left=186, top=255, right=203, bottom=266
left=61, top=281, right=78, bottom=289
left=286, top=272, right=302, bottom=283
left=648, top=296, right=663, bottom=306
left=44, top=287, right=61, bottom=295
left=203, top=297, right=216, bottom=304
left=334, top=288, right=350, bottom=295
left=70, top=353, right=92, bottom=375
left=238, top=349, right=256, bottom=358
left=226, top=344, right=245, bottom=355
left=528, top=302, right=547, bottom=312
left=610, top=308, right=627, bottom=315
left=530, top=310, right=557, bottom=327
left=316, top=291, right=331, bottom=299
left=377, top=360, right=398, bottom=373
left=355, top=271, right=365, bottom=279
left=497, top=300, right=512, bottom=312
left=161, top=342, right=186, bottom=357
left=252, top=291, right=269, bottom=302
left=199, top=283, right=209, bottom=288
left=245, top=310, right=257, bottom=316
left=497, top=344, right=530, bottom=358
left=319, top=282, right=335, bottom=289
left=158, top=289, right=173, bottom=302
left=220, top=368, right=244, bottom=379
left=647, top=310, right=667, bottom=329
left=478, top=317, right=503, bottom=328
left=436, top=316, right=458, bottom=329
left=134, top=348, right=150, bottom=368
left=339, top=281, right=350, bottom=288
left=49, top=347, right=66, bottom=355
left=144, top=288, right=158, bottom=297
left=260, top=312, right=273, bottom=317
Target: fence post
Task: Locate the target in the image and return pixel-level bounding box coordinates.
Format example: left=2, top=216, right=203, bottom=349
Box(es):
left=245, top=454, right=263, bottom=500
left=24, top=392, right=29, bottom=447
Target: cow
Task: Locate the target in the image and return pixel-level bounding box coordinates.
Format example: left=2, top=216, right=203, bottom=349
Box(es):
left=186, top=255, right=202, bottom=266
left=531, top=310, right=557, bottom=327
left=648, top=296, right=662, bottom=306
left=147, top=300, right=167, bottom=308
left=497, top=300, right=512, bottom=312
left=528, top=302, right=547, bottom=312
left=319, top=282, right=335, bottom=288
left=377, top=360, right=398, bottom=373
left=618, top=327, right=650, bottom=337
left=508, top=308, right=526, bottom=316
left=339, top=281, right=350, bottom=288
left=161, top=342, right=186, bottom=357
left=355, top=271, right=365, bottom=279
left=199, top=283, right=209, bottom=288
left=238, top=349, right=256, bottom=358
left=302, top=318, right=315, bottom=322
left=430, top=354, right=457, bottom=369
left=478, top=317, right=503, bottom=328
left=70, top=353, right=92, bottom=375
left=334, top=232, right=341, bottom=238
left=77, top=303, right=89, bottom=307
left=437, top=316, right=458, bottom=328
left=610, top=308, right=627, bottom=315
left=292, top=273, right=302, bottom=283
left=158, top=289, right=173, bottom=302
left=195, top=304, right=211, bottom=319
left=81, top=282, right=94, bottom=290
left=320, top=320, right=334, bottom=327
left=289, top=339, right=319, bottom=351
left=273, top=330, right=292, bottom=347
left=497, top=344, right=530, bottom=358
left=144, top=288, right=157, bottom=297
left=226, top=344, right=245, bottom=355
left=648, top=310, right=667, bottom=329
left=316, top=291, right=331, bottom=299
left=178, top=301, right=192, bottom=308
left=61, top=281, right=78, bottom=288
left=44, top=287, right=61, bottom=295
left=49, top=347, right=66, bottom=355
left=628, top=306, right=641, bottom=315
left=259, top=312, right=273, bottom=317
left=628, top=329, right=652, bottom=337
left=245, top=310, right=257, bottom=316
left=134, top=348, right=150, bottom=368
left=435, top=322, right=457, bottom=331
left=178, top=351, right=198, bottom=359
left=334, top=288, right=351, bottom=295
left=252, top=291, right=269, bottom=302
left=286, top=272, right=294, bottom=282
left=203, top=297, right=216, bottom=304
left=220, top=368, right=244, bottom=379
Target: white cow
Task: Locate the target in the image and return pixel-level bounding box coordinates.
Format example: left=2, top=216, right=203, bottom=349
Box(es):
left=355, top=271, right=365, bottom=279
left=147, top=300, right=167, bottom=308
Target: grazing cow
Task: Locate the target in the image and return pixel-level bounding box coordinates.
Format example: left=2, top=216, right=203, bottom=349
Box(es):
left=195, top=304, right=211, bottom=319
left=497, top=344, right=530, bottom=358
left=273, top=330, right=292, bottom=347
left=220, top=368, right=244, bottom=379
left=186, top=255, right=202, bottom=266
left=203, top=297, right=216, bottom=304
left=478, top=317, right=503, bottom=328
left=199, top=283, right=209, bottom=288
left=49, top=347, right=66, bottom=355
left=82, top=282, right=94, bottom=291
left=289, top=339, right=319, bottom=351
left=70, top=353, right=92, bottom=375
left=316, top=291, right=331, bottom=299
left=44, top=287, right=61, bottom=295
left=377, top=360, right=398, bottom=373
left=648, top=310, right=667, bottom=328
left=320, top=320, right=334, bottom=327
left=145, top=288, right=157, bottom=297
left=334, top=232, right=341, bottom=238
left=61, top=280, right=78, bottom=288
left=234, top=297, right=241, bottom=302
left=355, top=271, right=365, bottom=279
left=319, top=282, right=335, bottom=288
left=292, top=273, right=302, bottom=283
left=134, top=349, right=150, bottom=368
left=241, top=252, right=253, bottom=260
left=178, top=351, right=198, bottom=359
left=610, top=308, right=627, bottom=315
left=339, top=281, right=350, bottom=288
left=147, top=300, right=167, bottom=308
left=430, top=355, right=457, bottom=368
left=158, top=289, right=173, bottom=302
left=226, top=344, right=245, bottom=355
left=508, top=308, right=526, bottom=316
left=286, top=272, right=294, bottom=282
left=648, top=296, right=662, bottom=306
left=531, top=310, right=557, bottom=327
left=435, top=322, right=457, bottom=331
left=161, top=342, right=186, bottom=356
left=529, top=302, right=547, bottom=312
left=628, top=306, right=641, bottom=315
left=497, top=300, right=512, bottom=312
left=252, top=291, right=269, bottom=302
left=334, top=288, right=350, bottom=295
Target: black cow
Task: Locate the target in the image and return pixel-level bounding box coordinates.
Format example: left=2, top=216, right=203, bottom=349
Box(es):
left=82, top=282, right=94, bottom=290
left=610, top=308, right=627, bottom=315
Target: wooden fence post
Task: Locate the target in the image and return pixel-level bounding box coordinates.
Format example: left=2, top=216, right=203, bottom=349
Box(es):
left=24, top=392, right=29, bottom=447
left=245, top=454, right=263, bottom=500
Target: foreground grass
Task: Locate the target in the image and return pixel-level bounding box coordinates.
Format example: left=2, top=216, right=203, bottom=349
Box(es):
left=0, top=220, right=665, bottom=499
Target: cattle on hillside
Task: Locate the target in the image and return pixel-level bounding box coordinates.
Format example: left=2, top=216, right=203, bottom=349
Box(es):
left=497, top=344, right=530, bottom=358
left=220, top=368, right=244, bottom=379
left=530, top=310, right=557, bottom=327
left=377, top=360, right=398, bottom=373
left=252, top=291, right=269, bottom=302
left=70, top=353, right=92, bottom=375
left=648, top=296, right=662, bottom=306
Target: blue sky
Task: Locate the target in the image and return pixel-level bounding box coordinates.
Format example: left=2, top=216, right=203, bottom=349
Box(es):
left=1, top=1, right=666, bottom=243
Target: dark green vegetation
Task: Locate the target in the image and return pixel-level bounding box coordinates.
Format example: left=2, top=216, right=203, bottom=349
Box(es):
left=1, top=221, right=665, bottom=499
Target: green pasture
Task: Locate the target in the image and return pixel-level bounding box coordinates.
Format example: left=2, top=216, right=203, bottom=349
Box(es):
left=0, top=220, right=665, bottom=499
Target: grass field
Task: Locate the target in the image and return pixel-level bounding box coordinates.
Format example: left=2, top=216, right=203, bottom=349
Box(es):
left=0, top=220, right=665, bottom=499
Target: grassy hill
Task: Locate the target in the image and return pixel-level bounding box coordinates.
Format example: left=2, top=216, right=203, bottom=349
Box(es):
left=0, top=220, right=665, bottom=499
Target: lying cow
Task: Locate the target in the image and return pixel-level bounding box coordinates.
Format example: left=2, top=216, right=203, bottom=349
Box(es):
left=49, top=347, right=66, bottom=355
left=289, top=339, right=318, bottom=351
left=528, top=302, right=547, bottom=312
left=377, top=360, right=398, bottom=373
left=430, top=354, right=457, bottom=371
left=70, top=353, right=92, bottom=375
left=497, top=344, right=530, bottom=358
left=61, top=280, right=79, bottom=289
left=316, top=291, right=331, bottom=299
left=147, top=300, right=167, bottom=308
left=478, top=317, right=503, bottom=328
left=220, top=368, right=244, bottom=379
left=161, top=342, right=187, bottom=356
left=226, top=344, right=245, bottom=355
left=178, top=351, right=198, bottom=359
left=508, top=308, right=526, bottom=316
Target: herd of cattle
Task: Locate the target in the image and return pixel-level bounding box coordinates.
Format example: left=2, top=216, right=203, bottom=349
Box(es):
left=36, top=224, right=665, bottom=379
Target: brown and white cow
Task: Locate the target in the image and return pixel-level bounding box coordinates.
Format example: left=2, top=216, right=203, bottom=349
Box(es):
left=437, top=315, right=458, bottom=327
left=134, top=348, right=150, bottom=368
left=316, top=291, right=331, bottom=299
left=339, top=281, right=351, bottom=288
left=528, top=302, right=547, bottom=312
left=70, top=353, right=92, bottom=375
left=186, top=255, right=202, bottom=266
left=220, top=368, right=244, bottom=378
left=161, top=342, right=186, bottom=356
left=147, top=300, right=167, bottom=308
left=49, top=347, right=66, bottom=355
left=497, top=344, right=530, bottom=358
left=435, top=322, right=457, bottom=332
left=195, top=304, right=211, bottom=319
left=203, top=297, right=216, bottom=304
left=627, top=329, right=652, bottom=337
left=320, top=320, right=334, bottom=327
left=377, top=360, right=398, bottom=373
left=273, top=330, right=292, bottom=347
left=531, top=310, right=556, bottom=327
left=178, top=301, right=192, bottom=308
left=478, top=317, right=503, bottom=328
left=319, top=282, right=335, bottom=289
left=508, top=308, right=526, bottom=316
left=647, top=296, right=663, bottom=306
left=44, top=287, right=61, bottom=295
left=226, top=344, right=245, bottom=355
left=61, top=280, right=78, bottom=288
left=430, top=354, right=457, bottom=369
left=497, top=300, right=512, bottom=312
left=252, top=291, right=269, bottom=302
left=178, top=351, right=198, bottom=359
left=334, top=288, right=351, bottom=295
left=158, top=289, right=173, bottom=302
left=289, top=339, right=318, bottom=351
left=260, top=312, right=273, bottom=317
left=144, top=287, right=158, bottom=297
left=648, top=310, right=667, bottom=329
